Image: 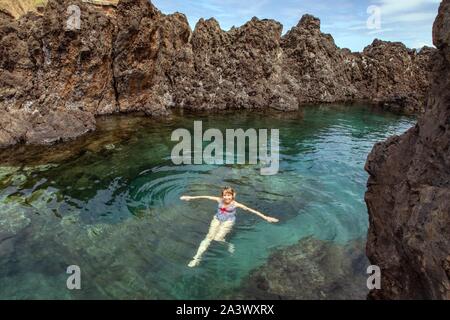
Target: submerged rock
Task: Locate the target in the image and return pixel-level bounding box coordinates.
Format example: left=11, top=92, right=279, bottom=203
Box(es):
left=0, top=0, right=435, bottom=148
left=0, top=166, right=19, bottom=181
left=236, top=237, right=369, bottom=299
left=0, top=204, right=31, bottom=234
left=365, top=0, right=450, bottom=300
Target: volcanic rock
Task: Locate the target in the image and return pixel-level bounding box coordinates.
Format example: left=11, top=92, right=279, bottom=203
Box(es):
left=0, top=0, right=435, bottom=148
left=364, top=0, right=450, bottom=300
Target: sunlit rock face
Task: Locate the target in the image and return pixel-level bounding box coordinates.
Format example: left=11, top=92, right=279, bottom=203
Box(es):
left=365, top=0, right=450, bottom=300
left=0, top=0, right=47, bottom=19
left=0, top=0, right=114, bottom=147
left=113, top=0, right=193, bottom=115
left=0, top=0, right=435, bottom=148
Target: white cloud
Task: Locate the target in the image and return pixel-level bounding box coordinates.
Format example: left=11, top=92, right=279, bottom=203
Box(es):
left=373, top=0, right=441, bottom=16
left=153, top=0, right=440, bottom=51
left=389, top=12, right=438, bottom=23
left=367, top=27, right=394, bottom=35
left=193, top=0, right=270, bottom=17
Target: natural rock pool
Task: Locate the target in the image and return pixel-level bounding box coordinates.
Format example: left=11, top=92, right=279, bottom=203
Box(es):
left=0, top=104, right=415, bottom=299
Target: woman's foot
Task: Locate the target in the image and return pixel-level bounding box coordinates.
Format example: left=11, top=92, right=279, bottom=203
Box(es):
left=188, top=257, right=201, bottom=268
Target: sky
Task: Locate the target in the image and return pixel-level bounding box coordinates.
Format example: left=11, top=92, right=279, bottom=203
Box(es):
left=151, top=0, right=442, bottom=52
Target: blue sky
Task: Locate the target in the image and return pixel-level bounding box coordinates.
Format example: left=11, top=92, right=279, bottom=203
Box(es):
left=152, top=0, right=442, bottom=52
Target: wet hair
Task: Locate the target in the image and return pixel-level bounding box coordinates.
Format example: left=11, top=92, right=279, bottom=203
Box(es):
left=221, top=186, right=236, bottom=199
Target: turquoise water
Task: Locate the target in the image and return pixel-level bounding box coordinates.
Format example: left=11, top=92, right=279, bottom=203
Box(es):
left=0, top=105, right=415, bottom=299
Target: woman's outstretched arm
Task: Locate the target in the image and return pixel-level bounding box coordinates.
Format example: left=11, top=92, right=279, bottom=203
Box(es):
left=234, top=202, right=279, bottom=223
left=180, top=195, right=221, bottom=202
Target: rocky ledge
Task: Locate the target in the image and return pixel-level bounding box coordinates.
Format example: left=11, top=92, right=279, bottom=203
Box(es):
left=365, top=0, right=449, bottom=299
left=0, top=0, right=435, bottom=148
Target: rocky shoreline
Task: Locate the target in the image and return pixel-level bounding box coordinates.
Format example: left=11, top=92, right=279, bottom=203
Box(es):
left=365, top=0, right=449, bottom=299
left=0, top=0, right=435, bottom=148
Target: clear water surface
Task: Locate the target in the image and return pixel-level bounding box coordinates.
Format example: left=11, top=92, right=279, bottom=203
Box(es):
left=0, top=105, right=415, bottom=299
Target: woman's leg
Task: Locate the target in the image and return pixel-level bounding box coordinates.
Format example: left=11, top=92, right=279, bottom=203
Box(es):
left=188, top=217, right=221, bottom=267
left=213, top=220, right=234, bottom=242
left=214, top=220, right=235, bottom=253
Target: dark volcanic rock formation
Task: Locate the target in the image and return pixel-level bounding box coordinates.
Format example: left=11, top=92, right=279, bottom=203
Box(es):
left=188, top=16, right=298, bottom=111
left=365, top=0, right=449, bottom=300
left=0, top=0, right=435, bottom=148
left=0, top=0, right=115, bottom=146
left=235, top=238, right=369, bottom=300
left=360, top=40, right=434, bottom=114
left=281, top=14, right=360, bottom=104
left=113, top=0, right=192, bottom=115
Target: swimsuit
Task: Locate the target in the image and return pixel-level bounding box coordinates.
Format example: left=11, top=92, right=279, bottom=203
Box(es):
left=215, top=200, right=237, bottom=223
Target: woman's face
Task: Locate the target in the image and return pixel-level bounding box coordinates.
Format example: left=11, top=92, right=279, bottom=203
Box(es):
left=222, top=192, right=234, bottom=203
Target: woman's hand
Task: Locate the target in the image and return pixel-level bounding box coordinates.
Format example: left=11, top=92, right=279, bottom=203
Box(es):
left=265, top=216, right=279, bottom=223
left=180, top=196, right=192, bottom=201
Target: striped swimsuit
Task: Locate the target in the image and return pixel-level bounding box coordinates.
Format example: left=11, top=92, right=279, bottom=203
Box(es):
left=215, top=200, right=237, bottom=223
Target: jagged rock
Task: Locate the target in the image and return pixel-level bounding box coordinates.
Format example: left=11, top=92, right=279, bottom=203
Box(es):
left=360, top=40, right=434, bottom=114
left=281, top=15, right=360, bottom=104
left=365, top=0, right=450, bottom=300
left=0, top=0, right=115, bottom=147
left=187, top=16, right=297, bottom=111
left=0, top=0, right=435, bottom=148
left=113, top=0, right=192, bottom=115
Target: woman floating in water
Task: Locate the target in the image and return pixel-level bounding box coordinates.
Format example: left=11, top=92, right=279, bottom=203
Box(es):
left=180, top=186, right=279, bottom=267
